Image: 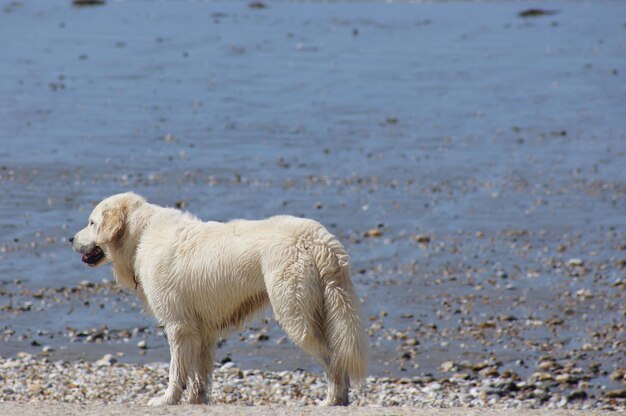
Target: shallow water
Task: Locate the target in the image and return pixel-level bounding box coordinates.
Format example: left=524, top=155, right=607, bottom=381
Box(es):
left=0, top=0, right=624, bottom=391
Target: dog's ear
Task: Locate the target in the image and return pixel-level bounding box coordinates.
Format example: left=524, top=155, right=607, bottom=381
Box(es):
left=97, top=206, right=125, bottom=244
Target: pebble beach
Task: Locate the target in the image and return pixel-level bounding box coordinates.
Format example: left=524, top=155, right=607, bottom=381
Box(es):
left=1, top=353, right=625, bottom=410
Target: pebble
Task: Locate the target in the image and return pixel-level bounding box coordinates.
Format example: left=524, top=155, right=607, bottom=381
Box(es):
left=566, top=258, right=584, bottom=267
left=28, top=383, right=43, bottom=395
left=555, top=373, right=571, bottom=384
left=537, top=360, right=558, bottom=371
left=414, top=234, right=431, bottom=244
left=363, top=228, right=383, bottom=238
left=605, top=389, right=626, bottom=399
left=471, top=362, right=489, bottom=372
left=575, top=289, right=593, bottom=299
left=94, top=354, right=117, bottom=367
left=440, top=361, right=455, bottom=372
left=403, top=338, right=419, bottom=347
left=137, top=340, right=148, bottom=349
left=531, top=372, right=554, bottom=382
left=567, top=390, right=588, bottom=401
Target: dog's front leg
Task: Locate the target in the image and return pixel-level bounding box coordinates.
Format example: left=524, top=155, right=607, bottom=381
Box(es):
left=187, top=338, right=215, bottom=404
left=148, top=324, right=198, bottom=406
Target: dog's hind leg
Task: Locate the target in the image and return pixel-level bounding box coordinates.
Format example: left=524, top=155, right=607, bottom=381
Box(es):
left=307, top=228, right=368, bottom=405
left=263, top=249, right=332, bottom=393
left=319, top=267, right=368, bottom=406
left=148, top=323, right=202, bottom=406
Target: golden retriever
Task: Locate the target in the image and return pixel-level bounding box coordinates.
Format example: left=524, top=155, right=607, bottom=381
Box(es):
left=70, top=192, right=367, bottom=405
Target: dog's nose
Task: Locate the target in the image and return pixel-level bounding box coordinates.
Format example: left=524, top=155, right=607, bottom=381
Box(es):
left=69, top=236, right=74, bottom=243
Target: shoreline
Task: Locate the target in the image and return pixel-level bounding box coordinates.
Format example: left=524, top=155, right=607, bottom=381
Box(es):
left=1, top=355, right=623, bottom=411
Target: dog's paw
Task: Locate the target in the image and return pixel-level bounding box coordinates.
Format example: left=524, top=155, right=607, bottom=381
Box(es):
left=148, top=395, right=176, bottom=406
left=321, top=397, right=349, bottom=406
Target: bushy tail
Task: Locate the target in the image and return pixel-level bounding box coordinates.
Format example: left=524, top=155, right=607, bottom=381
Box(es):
left=310, top=227, right=368, bottom=387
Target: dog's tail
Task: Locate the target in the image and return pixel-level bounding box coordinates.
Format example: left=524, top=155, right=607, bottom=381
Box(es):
left=310, top=226, right=368, bottom=387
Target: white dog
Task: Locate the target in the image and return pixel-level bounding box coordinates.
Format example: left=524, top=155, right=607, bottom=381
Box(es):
left=71, top=192, right=367, bottom=405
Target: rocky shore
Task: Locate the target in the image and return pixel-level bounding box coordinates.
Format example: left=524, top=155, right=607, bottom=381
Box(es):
left=1, top=354, right=624, bottom=410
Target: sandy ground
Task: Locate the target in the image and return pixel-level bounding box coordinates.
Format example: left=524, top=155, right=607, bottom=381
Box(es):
left=0, top=403, right=618, bottom=416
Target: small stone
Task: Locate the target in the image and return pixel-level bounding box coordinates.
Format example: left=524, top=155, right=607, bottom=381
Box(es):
left=385, top=117, right=399, bottom=124
left=427, top=382, right=442, bottom=391
left=555, top=373, right=571, bottom=383
left=137, top=340, right=148, bottom=349
left=28, top=383, right=43, bottom=395
left=500, top=381, right=520, bottom=392
left=248, top=1, right=267, bottom=9
left=606, top=389, right=626, bottom=399
left=220, top=361, right=236, bottom=370
left=609, top=369, right=625, bottom=381
left=440, top=361, right=455, bottom=372
left=567, top=389, right=588, bottom=400
left=479, top=367, right=500, bottom=377
left=414, top=234, right=431, bottom=244
left=403, top=338, right=419, bottom=347
left=575, top=289, right=593, bottom=299
left=95, top=354, right=117, bottom=367
left=566, top=258, right=584, bottom=267
left=471, top=362, right=489, bottom=372
left=73, top=0, right=106, bottom=6
left=364, top=228, right=382, bottom=238
left=537, top=360, right=557, bottom=371
left=531, top=372, right=554, bottom=382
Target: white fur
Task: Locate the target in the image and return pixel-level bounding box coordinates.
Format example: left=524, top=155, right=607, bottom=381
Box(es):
left=71, top=192, right=368, bottom=405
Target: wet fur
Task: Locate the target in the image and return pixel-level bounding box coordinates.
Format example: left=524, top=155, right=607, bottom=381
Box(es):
left=71, top=192, right=367, bottom=405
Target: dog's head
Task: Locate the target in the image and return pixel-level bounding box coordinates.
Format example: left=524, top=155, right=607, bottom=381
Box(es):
left=71, top=192, right=144, bottom=268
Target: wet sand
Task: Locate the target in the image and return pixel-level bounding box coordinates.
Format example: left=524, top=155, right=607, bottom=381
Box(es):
left=0, top=0, right=624, bottom=409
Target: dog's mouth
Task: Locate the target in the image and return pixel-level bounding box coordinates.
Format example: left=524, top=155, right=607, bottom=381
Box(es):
left=82, top=246, right=105, bottom=267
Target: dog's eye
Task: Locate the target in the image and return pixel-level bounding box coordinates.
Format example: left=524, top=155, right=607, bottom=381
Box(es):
left=89, top=220, right=95, bottom=226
